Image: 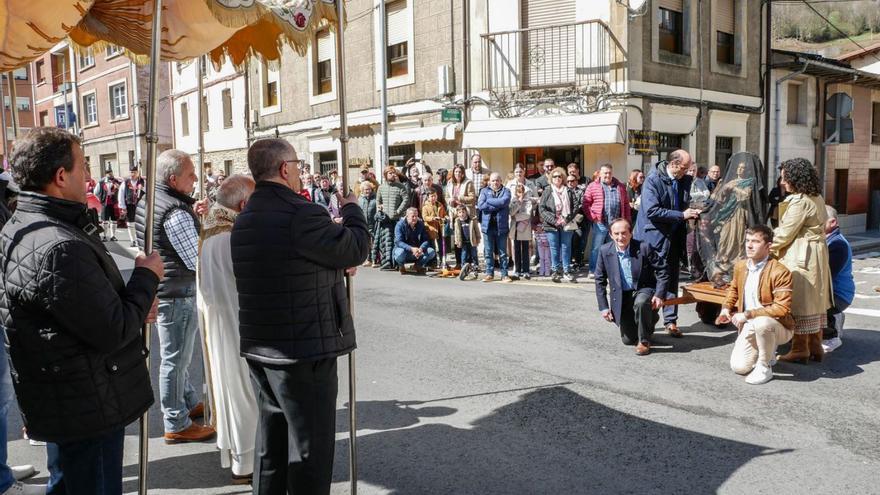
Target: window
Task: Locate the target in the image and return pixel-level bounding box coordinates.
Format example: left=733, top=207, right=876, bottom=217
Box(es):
left=659, top=7, right=684, bottom=55
left=787, top=83, right=802, bottom=125
left=386, top=0, right=409, bottom=77
left=872, top=102, right=880, bottom=144
left=82, top=92, right=97, bottom=125
left=657, top=133, right=684, bottom=161
left=201, top=95, right=209, bottom=132
left=834, top=169, right=848, bottom=214
left=106, top=45, right=123, bottom=58
left=199, top=55, right=208, bottom=78
left=317, top=151, right=338, bottom=176
left=39, top=110, right=49, bottom=126
left=128, top=150, right=136, bottom=170
left=314, top=30, right=333, bottom=96
left=261, top=61, right=280, bottom=110
left=222, top=89, right=233, bottom=128
left=35, top=60, right=46, bottom=84
left=388, top=144, right=415, bottom=169
left=79, top=49, right=95, bottom=69
left=3, top=97, right=31, bottom=112
left=180, top=102, right=189, bottom=137
left=716, top=31, right=734, bottom=65
left=109, top=82, right=127, bottom=119
left=715, top=136, right=734, bottom=169
left=12, top=68, right=27, bottom=80
left=223, top=160, right=233, bottom=175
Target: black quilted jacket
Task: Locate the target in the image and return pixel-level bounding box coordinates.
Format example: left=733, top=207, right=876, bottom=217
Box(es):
left=231, top=181, right=369, bottom=364
left=0, top=192, right=158, bottom=442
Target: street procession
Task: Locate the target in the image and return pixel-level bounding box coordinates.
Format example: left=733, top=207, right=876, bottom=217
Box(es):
left=1, top=0, right=879, bottom=494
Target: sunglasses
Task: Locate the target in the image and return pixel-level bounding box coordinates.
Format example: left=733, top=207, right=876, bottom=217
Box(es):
left=552, top=174, right=563, bottom=179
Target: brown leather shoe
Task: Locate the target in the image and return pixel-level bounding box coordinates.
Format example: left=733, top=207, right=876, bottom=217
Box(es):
left=164, top=423, right=216, bottom=444
left=665, top=323, right=683, bottom=338
left=188, top=402, right=204, bottom=419
left=231, top=473, right=253, bottom=485
left=399, top=266, right=407, bottom=275
left=635, top=342, right=651, bottom=356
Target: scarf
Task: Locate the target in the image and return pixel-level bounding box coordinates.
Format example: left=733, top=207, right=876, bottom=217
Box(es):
left=200, top=204, right=239, bottom=245
left=551, top=184, right=571, bottom=221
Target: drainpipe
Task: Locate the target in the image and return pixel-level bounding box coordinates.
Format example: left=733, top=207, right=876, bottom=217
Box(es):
left=131, top=61, right=142, bottom=169
left=773, top=61, right=809, bottom=184
left=461, top=0, right=469, bottom=157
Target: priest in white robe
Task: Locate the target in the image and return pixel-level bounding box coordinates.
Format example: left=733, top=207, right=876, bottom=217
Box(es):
left=197, top=174, right=257, bottom=482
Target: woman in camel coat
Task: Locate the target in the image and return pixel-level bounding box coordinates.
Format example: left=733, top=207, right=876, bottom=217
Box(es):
left=771, top=158, right=832, bottom=363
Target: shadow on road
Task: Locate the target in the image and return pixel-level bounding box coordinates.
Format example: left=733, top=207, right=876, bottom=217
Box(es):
left=332, top=386, right=788, bottom=494
left=120, top=451, right=244, bottom=493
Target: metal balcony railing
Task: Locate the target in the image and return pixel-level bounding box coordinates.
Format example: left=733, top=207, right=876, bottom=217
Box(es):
left=481, top=20, right=626, bottom=93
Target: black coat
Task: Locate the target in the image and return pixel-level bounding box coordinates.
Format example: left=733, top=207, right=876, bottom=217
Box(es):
left=594, top=239, right=668, bottom=326
left=231, top=181, right=370, bottom=365
left=539, top=187, right=579, bottom=232
left=0, top=193, right=157, bottom=442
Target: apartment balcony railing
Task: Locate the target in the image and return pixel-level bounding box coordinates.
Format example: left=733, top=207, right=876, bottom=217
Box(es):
left=481, top=20, right=626, bottom=94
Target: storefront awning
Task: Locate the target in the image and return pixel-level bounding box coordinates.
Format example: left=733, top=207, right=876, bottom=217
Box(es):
left=461, top=111, right=625, bottom=149
left=388, top=124, right=458, bottom=145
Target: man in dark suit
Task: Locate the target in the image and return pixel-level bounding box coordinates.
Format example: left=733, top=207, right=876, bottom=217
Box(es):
left=595, top=218, right=668, bottom=355
left=633, top=149, right=701, bottom=338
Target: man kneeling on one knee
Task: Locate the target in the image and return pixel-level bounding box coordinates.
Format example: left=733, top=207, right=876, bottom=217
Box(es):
left=719, top=225, right=795, bottom=385
left=393, top=207, right=436, bottom=274
left=594, top=218, right=667, bottom=356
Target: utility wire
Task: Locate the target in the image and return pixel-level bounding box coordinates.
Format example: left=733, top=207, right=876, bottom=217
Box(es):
left=800, top=0, right=880, bottom=63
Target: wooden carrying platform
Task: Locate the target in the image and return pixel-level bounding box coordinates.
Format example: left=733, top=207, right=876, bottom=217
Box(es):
left=663, top=281, right=728, bottom=306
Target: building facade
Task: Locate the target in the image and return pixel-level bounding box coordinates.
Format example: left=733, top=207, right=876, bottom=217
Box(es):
left=2, top=65, right=37, bottom=159
left=169, top=57, right=249, bottom=178
left=31, top=42, right=172, bottom=178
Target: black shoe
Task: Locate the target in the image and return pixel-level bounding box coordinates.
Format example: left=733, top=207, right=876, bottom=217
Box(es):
left=551, top=271, right=561, bottom=283
left=459, top=263, right=472, bottom=281
left=110, top=236, right=118, bottom=241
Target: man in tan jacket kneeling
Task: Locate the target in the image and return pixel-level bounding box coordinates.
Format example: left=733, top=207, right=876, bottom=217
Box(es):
left=717, top=225, right=795, bottom=385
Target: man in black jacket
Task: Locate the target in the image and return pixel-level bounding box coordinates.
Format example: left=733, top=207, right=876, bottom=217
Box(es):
left=0, top=127, right=162, bottom=493
left=232, top=138, right=369, bottom=495
left=595, top=218, right=668, bottom=356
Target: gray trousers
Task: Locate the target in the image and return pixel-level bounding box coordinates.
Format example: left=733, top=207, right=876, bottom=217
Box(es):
left=619, top=291, right=659, bottom=346
left=249, top=358, right=338, bottom=495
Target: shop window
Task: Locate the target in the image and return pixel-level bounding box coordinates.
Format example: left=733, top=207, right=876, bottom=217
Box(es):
left=388, top=144, right=415, bottom=169
left=715, top=136, right=733, bottom=169
left=657, top=133, right=684, bottom=161
left=318, top=151, right=338, bottom=176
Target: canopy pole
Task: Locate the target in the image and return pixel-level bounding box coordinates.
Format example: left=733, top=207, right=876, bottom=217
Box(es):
left=1, top=74, right=9, bottom=158
left=332, top=1, right=357, bottom=493
left=7, top=72, right=19, bottom=138
left=139, top=0, right=163, bottom=493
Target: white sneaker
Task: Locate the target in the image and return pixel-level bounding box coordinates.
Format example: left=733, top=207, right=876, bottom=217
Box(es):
left=822, top=337, right=843, bottom=353
left=1, top=482, right=47, bottom=495
left=11, top=465, right=35, bottom=481
left=745, top=363, right=773, bottom=385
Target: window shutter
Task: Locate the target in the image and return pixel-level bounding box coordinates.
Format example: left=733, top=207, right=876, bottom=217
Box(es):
left=317, top=30, right=333, bottom=62
left=659, top=0, right=683, bottom=12
left=521, top=0, right=575, bottom=28
left=386, top=1, right=407, bottom=46
left=716, top=0, right=735, bottom=34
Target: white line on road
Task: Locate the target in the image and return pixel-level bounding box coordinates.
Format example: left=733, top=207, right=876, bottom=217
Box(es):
left=844, top=307, right=880, bottom=318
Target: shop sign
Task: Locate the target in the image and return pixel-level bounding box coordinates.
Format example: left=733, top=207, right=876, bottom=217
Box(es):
left=628, top=130, right=658, bottom=155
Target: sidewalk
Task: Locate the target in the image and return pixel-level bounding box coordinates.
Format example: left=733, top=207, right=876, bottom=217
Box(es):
left=847, top=229, right=880, bottom=257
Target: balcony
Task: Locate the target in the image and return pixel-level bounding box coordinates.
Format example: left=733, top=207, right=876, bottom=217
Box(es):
left=481, top=20, right=626, bottom=95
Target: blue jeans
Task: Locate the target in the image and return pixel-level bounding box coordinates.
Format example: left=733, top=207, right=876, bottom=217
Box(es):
left=157, top=285, right=200, bottom=433
left=483, top=228, right=509, bottom=277
left=392, top=242, right=436, bottom=268
left=0, top=337, right=14, bottom=492
left=589, top=222, right=611, bottom=273
left=461, top=241, right=478, bottom=264
left=546, top=230, right=573, bottom=273
left=46, top=429, right=124, bottom=495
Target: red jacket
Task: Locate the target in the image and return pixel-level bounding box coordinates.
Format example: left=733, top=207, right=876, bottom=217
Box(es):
left=582, top=178, right=631, bottom=224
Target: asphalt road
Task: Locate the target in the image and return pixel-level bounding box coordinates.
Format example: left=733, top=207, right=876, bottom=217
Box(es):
left=7, top=234, right=880, bottom=494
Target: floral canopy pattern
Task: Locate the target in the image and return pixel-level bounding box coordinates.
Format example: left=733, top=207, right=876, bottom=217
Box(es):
left=0, top=0, right=338, bottom=71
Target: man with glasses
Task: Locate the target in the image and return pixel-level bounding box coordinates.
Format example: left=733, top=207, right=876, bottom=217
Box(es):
left=634, top=150, right=702, bottom=338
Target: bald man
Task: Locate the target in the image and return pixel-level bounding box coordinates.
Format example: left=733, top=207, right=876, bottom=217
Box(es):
left=634, top=150, right=702, bottom=337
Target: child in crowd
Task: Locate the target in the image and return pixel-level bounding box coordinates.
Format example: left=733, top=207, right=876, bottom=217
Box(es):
left=453, top=205, right=480, bottom=280
left=358, top=181, right=379, bottom=266
left=509, top=183, right=533, bottom=279
left=534, top=223, right=551, bottom=277
left=422, top=190, right=447, bottom=267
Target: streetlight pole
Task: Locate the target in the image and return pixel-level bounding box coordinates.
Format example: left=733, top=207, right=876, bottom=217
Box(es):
left=379, top=0, right=388, bottom=178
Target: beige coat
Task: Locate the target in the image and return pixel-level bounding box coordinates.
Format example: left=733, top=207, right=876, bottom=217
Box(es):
left=770, top=193, right=832, bottom=317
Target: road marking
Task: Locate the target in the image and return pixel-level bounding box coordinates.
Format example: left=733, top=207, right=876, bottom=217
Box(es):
left=853, top=294, right=880, bottom=299
left=844, top=307, right=880, bottom=318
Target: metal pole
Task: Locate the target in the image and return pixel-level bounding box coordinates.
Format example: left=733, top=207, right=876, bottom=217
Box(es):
left=60, top=56, right=70, bottom=132
left=8, top=70, right=19, bottom=138
left=197, top=57, right=206, bottom=198
left=139, top=0, right=163, bottom=493
left=332, top=1, right=357, bottom=492
left=379, top=0, right=388, bottom=176
left=1, top=74, right=9, bottom=157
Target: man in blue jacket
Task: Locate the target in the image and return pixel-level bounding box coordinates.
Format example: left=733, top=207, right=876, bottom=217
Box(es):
left=477, top=172, right=512, bottom=282
left=634, top=150, right=702, bottom=337
left=823, top=205, right=854, bottom=353
left=595, top=218, right=668, bottom=355
left=394, top=207, right=436, bottom=274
